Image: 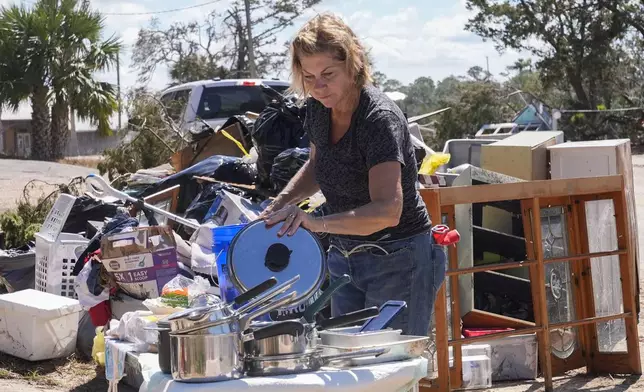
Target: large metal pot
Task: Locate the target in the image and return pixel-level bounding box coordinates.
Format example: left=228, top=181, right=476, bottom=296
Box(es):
left=170, top=291, right=298, bottom=383
left=170, top=333, right=243, bottom=383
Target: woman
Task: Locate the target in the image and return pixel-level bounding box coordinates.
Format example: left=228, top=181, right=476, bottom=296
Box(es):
left=261, top=13, right=446, bottom=336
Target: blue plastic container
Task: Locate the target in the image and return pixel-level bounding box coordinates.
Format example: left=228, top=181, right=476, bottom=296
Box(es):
left=214, top=223, right=273, bottom=322
left=214, top=224, right=245, bottom=305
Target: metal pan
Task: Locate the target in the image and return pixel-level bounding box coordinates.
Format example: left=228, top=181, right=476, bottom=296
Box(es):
left=320, top=335, right=430, bottom=367
left=243, top=306, right=380, bottom=357
left=244, top=348, right=387, bottom=377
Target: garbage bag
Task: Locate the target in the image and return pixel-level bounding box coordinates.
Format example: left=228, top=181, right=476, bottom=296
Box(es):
left=251, top=95, right=307, bottom=188
left=270, top=148, right=310, bottom=193
left=138, top=155, right=257, bottom=214
left=0, top=246, right=35, bottom=293
left=62, top=196, right=120, bottom=235
left=212, top=159, right=258, bottom=185
left=76, top=312, right=97, bottom=361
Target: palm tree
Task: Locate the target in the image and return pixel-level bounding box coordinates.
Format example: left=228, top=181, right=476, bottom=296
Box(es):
left=0, top=0, right=120, bottom=161
left=44, top=0, right=120, bottom=159
left=0, top=4, right=53, bottom=160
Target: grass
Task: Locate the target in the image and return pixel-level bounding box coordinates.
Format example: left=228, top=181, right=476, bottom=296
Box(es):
left=0, top=351, right=106, bottom=390
left=58, top=156, right=103, bottom=169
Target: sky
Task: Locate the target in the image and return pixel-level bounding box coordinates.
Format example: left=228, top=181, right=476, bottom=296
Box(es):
left=1, top=0, right=528, bottom=121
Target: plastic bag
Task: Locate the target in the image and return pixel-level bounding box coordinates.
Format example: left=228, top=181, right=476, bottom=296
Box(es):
left=160, top=275, right=193, bottom=308
left=74, top=259, right=110, bottom=310
left=142, top=297, right=186, bottom=314
left=108, top=311, right=160, bottom=352
left=92, top=326, right=106, bottom=366
left=419, top=153, right=451, bottom=176
left=270, top=148, right=310, bottom=193
left=160, top=275, right=211, bottom=309
left=251, top=98, right=307, bottom=188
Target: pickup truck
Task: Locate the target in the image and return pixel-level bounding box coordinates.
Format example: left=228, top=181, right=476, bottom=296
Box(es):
left=159, top=78, right=291, bottom=134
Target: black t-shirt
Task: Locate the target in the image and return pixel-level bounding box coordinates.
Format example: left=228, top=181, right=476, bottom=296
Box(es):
left=305, top=84, right=431, bottom=242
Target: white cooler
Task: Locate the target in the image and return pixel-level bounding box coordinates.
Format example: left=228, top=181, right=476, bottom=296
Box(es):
left=0, top=289, right=82, bottom=361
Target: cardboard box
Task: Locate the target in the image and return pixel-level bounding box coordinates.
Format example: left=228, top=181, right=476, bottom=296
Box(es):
left=101, top=226, right=179, bottom=300
left=170, top=122, right=249, bottom=171
left=205, top=190, right=264, bottom=226
left=480, top=131, right=564, bottom=180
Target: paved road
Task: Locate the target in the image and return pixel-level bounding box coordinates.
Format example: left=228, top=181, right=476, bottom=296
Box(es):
left=0, top=159, right=97, bottom=212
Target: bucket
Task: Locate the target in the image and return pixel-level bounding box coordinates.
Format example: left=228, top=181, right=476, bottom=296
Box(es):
left=214, top=224, right=246, bottom=306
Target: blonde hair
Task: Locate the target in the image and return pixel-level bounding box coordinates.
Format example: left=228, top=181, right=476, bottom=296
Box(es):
left=289, top=12, right=373, bottom=97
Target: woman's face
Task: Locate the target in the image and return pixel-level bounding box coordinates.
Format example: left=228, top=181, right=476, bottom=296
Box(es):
left=299, top=52, right=354, bottom=109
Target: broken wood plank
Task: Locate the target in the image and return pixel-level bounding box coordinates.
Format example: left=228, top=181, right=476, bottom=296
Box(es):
left=436, top=175, right=623, bottom=206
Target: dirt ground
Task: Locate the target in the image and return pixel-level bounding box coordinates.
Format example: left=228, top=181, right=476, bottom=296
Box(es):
left=0, top=352, right=135, bottom=392
left=0, top=157, right=644, bottom=391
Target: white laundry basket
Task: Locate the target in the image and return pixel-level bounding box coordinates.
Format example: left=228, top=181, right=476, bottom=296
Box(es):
left=35, top=193, right=89, bottom=298
left=35, top=232, right=89, bottom=299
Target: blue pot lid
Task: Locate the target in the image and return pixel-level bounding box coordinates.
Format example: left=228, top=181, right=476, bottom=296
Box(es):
left=227, top=220, right=326, bottom=307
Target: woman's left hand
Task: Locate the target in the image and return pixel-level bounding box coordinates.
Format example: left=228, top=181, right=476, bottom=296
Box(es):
left=262, top=205, right=318, bottom=237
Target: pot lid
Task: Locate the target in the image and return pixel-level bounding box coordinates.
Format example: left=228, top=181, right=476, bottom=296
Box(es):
left=228, top=220, right=326, bottom=307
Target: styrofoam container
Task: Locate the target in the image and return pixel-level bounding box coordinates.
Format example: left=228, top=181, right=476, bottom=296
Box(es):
left=487, top=334, right=538, bottom=381
left=462, top=355, right=492, bottom=390
left=450, top=343, right=492, bottom=360
left=0, top=289, right=83, bottom=361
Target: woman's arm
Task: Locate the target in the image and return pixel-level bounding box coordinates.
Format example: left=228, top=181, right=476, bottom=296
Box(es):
left=264, top=108, right=410, bottom=237
left=309, top=161, right=403, bottom=236
left=259, top=143, right=320, bottom=217
left=264, top=161, right=403, bottom=237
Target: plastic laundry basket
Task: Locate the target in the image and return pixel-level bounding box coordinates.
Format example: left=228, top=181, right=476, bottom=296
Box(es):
left=35, top=232, right=88, bottom=299
left=34, top=193, right=87, bottom=298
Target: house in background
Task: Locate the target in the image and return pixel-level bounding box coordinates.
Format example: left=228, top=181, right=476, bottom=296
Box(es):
left=0, top=102, right=125, bottom=158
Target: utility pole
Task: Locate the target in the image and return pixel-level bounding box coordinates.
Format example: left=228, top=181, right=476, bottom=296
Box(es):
left=117, top=50, right=122, bottom=129
left=243, top=0, right=258, bottom=78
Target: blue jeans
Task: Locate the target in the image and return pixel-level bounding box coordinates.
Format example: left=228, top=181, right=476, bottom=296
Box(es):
left=327, top=231, right=447, bottom=336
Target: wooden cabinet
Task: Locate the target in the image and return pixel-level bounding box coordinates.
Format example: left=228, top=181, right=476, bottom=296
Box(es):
left=548, top=139, right=639, bottom=319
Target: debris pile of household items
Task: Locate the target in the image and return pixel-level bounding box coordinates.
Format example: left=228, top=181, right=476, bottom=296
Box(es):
left=0, top=89, right=639, bottom=392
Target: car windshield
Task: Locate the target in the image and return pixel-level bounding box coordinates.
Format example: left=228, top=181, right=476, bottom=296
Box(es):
left=196, top=85, right=289, bottom=120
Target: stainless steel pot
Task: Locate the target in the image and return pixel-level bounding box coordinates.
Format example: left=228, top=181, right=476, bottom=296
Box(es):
left=244, top=348, right=388, bottom=377
left=243, top=306, right=380, bottom=357
left=167, top=275, right=298, bottom=334
left=169, top=292, right=298, bottom=383
left=241, top=274, right=350, bottom=357
left=170, top=333, right=242, bottom=383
